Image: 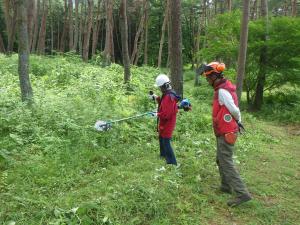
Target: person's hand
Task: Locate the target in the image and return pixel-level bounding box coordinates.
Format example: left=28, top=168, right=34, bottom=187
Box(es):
left=148, top=91, right=157, bottom=101
left=149, top=112, right=158, bottom=117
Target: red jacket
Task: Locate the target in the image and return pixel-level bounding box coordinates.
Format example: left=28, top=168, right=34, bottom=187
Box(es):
left=212, top=79, right=239, bottom=136
left=156, top=91, right=179, bottom=138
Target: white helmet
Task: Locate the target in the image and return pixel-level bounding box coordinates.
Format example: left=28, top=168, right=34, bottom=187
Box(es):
left=155, top=74, right=170, bottom=87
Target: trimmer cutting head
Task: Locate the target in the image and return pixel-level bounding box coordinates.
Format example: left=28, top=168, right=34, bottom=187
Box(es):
left=94, top=120, right=112, bottom=132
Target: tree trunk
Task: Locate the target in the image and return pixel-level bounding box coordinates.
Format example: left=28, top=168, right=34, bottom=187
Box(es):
left=227, top=0, right=232, bottom=12
left=82, top=0, right=93, bottom=61
left=167, top=0, right=171, bottom=68
left=120, top=0, right=131, bottom=83
left=79, top=1, right=85, bottom=56
left=236, top=0, right=250, bottom=103
left=17, top=0, right=33, bottom=103
left=169, top=0, right=183, bottom=97
left=37, top=0, right=48, bottom=55
left=143, top=0, right=149, bottom=65
left=3, top=0, right=17, bottom=53
left=60, top=0, right=68, bottom=52
left=0, top=33, right=6, bottom=53
left=250, top=0, right=257, bottom=20
left=134, top=26, right=144, bottom=65
left=68, top=0, right=74, bottom=51
left=253, top=0, right=268, bottom=110
left=130, top=0, right=146, bottom=64
left=102, top=0, right=114, bottom=66
left=158, top=0, right=169, bottom=68
left=49, top=0, right=53, bottom=54
left=57, top=20, right=60, bottom=50
left=92, top=0, right=102, bottom=57
left=27, top=0, right=35, bottom=50
left=74, top=0, right=79, bottom=52
left=291, top=0, right=297, bottom=17
left=31, top=0, right=39, bottom=52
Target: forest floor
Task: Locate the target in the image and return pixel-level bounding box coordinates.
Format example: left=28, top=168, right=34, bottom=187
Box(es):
left=0, top=55, right=299, bottom=225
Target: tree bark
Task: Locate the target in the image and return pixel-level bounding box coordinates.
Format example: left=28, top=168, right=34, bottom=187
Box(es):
left=68, top=0, right=74, bottom=51
left=250, top=0, right=257, bottom=20
left=3, top=0, right=17, bottom=53
left=227, top=0, right=232, bottom=12
left=102, top=0, right=114, bottom=66
left=17, top=0, right=33, bottom=103
left=31, top=0, right=39, bottom=52
left=37, top=0, right=48, bottom=55
left=158, top=0, right=169, bottom=68
left=79, top=1, right=85, bottom=56
left=291, top=0, right=297, bottom=17
left=253, top=0, right=268, bottom=110
left=169, top=0, right=183, bottom=97
left=82, top=0, right=93, bottom=61
left=0, top=33, right=6, bottom=53
left=130, top=0, right=146, bottom=64
left=74, top=0, right=79, bottom=52
left=120, top=0, right=131, bottom=83
left=60, top=0, right=68, bottom=52
left=27, top=0, right=35, bottom=51
left=143, top=0, right=149, bottom=65
left=92, top=0, right=102, bottom=57
left=236, top=0, right=250, bottom=103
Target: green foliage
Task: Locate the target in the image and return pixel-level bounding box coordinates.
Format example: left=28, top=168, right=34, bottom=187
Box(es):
left=199, top=13, right=300, bottom=106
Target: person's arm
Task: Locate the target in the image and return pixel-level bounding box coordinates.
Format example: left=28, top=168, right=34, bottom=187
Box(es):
left=218, top=89, right=241, bottom=122
left=158, top=95, right=176, bottom=120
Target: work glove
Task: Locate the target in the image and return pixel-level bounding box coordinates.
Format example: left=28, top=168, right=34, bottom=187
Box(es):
left=237, top=120, right=245, bottom=133
left=148, top=91, right=158, bottom=101
left=149, top=111, right=158, bottom=117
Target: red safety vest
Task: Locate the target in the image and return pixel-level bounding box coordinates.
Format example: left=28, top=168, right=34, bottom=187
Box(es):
left=212, top=79, right=239, bottom=136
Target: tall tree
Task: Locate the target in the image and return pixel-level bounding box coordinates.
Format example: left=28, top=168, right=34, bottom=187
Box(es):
left=169, top=0, right=183, bottom=97
left=102, top=0, right=114, bottom=66
left=60, top=0, right=68, bottom=52
left=131, top=0, right=146, bottom=64
left=74, top=0, right=79, bottom=52
left=68, top=0, right=74, bottom=51
left=253, top=0, right=268, bottom=110
left=79, top=1, right=85, bottom=56
left=158, top=0, right=169, bottom=68
left=120, top=0, right=131, bottom=83
left=291, top=0, right=297, bottom=17
left=31, top=0, right=40, bottom=52
left=0, top=33, right=6, bottom=52
left=3, top=0, right=17, bottom=53
left=143, top=0, right=149, bottom=65
left=236, top=0, right=250, bottom=103
left=17, top=0, right=33, bottom=103
left=227, top=0, right=232, bottom=12
left=27, top=0, right=35, bottom=51
left=37, top=0, right=48, bottom=55
left=82, top=0, right=93, bottom=61
left=92, top=0, right=102, bottom=57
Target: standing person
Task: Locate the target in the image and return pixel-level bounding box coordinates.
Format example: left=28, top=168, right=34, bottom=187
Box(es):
left=149, top=74, right=180, bottom=165
left=201, top=62, right=252, bottom=207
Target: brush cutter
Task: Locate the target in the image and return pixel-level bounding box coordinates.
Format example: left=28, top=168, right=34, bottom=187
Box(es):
left=95, top=111, right=156, bottom=132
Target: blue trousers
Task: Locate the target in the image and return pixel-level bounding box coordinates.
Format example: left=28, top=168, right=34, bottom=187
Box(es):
left=159, top=136, right=177, bottom=165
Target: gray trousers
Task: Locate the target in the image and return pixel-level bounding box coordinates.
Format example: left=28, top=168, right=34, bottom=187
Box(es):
left=216, top=136, right=249, bottom=197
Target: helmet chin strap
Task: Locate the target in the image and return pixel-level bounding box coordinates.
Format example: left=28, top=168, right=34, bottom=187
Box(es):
left=161, top=82, right=172, bottom=93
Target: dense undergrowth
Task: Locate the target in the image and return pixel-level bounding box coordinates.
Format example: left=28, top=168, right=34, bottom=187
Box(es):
left=0, top=54, right=299, bottom=225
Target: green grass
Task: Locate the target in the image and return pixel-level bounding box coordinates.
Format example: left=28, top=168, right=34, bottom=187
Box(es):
left=0, top=54, right=300, bottom=225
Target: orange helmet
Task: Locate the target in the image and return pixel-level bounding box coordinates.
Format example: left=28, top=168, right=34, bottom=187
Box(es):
left=203, top=62, right=225, bottom=76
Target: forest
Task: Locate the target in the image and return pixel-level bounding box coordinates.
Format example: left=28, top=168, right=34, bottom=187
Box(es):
left=0, top=0, right=300, bottom=224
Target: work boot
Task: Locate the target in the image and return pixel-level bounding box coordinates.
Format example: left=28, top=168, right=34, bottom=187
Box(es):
left=227, top=194, right=252, bottom=207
